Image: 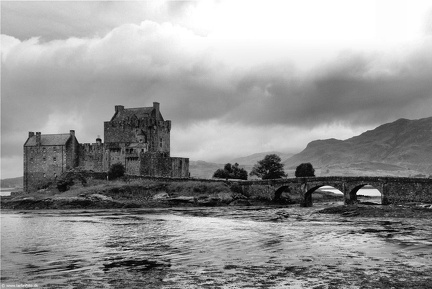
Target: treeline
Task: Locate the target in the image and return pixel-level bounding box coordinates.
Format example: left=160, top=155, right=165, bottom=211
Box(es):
left=212, top=154, right=315, bottom=180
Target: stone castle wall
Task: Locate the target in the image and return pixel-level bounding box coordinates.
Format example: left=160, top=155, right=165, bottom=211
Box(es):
left=104, top=119, right=171, bottom=154
left=24, top=103, right=189, bottom=191
left=78, top=143, right=104, bottom=172
left=66, top=134, right=80, bottom=169
left=23, top=141, right=80, bottom=191
left=140, top=152, right=189, bottom=178
left=24, top=145, right=67, bottom=191
left=125, top=157, right=140, bottom=175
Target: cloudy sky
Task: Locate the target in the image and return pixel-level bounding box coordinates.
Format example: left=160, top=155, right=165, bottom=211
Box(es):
left=2, top=0, right=432, bottom=178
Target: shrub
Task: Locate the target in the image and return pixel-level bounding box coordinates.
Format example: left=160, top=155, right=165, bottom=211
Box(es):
left=34, top=179, right=53, bottom=191
left=56, top=171, right=87, bottom=192
left=213, top=163, right=248, bottom=180
left=108, top=163, right=125, bottom=180
left=57, top=179, right=73, bottom=192
left=229, top=183, right=244, bottom=195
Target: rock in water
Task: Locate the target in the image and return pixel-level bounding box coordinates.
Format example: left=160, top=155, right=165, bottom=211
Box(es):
left=153, top=192, right=169, bottom=200
left=88, top=194, right=113, bottom=201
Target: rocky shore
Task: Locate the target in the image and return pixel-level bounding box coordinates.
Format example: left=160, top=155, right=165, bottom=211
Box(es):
left=1, top=178, right=344, bottom=210
left=3, top=178, right=431, bottom=218
left=0, top=191, right=257, bottom=210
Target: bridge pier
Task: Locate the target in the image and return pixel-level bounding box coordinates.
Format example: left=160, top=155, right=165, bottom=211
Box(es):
left=299, top=183, right=311, bottom=207
left=381, top=182, right=390, bottom=205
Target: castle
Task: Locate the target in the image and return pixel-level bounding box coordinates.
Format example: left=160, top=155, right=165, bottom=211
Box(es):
left=23, top=102, right=189, bottom=192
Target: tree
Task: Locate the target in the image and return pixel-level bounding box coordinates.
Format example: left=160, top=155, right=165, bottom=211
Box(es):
left=295, top=163, right=315, bottom=177
left=213, top=163, right=248, bottom=180
left=108, top=163, right=125, bottom=180
left=249, top=154, right=287, bottom=180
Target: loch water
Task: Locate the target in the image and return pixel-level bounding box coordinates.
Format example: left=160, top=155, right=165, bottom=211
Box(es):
left=1, top=205, right=432, bottom=288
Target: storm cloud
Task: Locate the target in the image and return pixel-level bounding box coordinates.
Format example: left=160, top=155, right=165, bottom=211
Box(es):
left=2, top=1, right=432, bottom=178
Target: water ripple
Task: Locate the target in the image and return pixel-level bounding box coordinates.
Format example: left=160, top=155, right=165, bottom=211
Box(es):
left=2, top=206, right=432, bottom=288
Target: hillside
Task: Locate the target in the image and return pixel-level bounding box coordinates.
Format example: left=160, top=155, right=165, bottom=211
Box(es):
left=230, top=152, right=294, bottom=166
left=284, top=117, right=432, bottom=176
left=1, top=176, right=23, bottom=189
left=189, top=160, right=223, bottom=179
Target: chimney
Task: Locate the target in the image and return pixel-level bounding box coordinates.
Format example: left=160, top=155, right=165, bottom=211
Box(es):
left=115, top=105, right=124, bottom=113
left=70, top=130, right=75, bottom=137
left=153, top=102, right=160, bottom=121
left=28, top=131, right=35, bottom=138
left=96, top=135, right=102, bottom=145
left=36, top=132, right=41, bottom=146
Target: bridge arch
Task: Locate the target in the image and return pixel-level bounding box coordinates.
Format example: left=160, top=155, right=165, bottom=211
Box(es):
left=302, top=184, right=344, bottom=207
left=346, top=183, right=384, bottom=205
left=274, top=186, right=290, bottom=201
left=274, top=185, right=300, bottom=203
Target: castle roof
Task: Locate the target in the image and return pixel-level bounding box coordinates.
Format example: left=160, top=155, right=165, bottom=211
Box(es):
left=110, top=106, right=164, bottom=122
left=24, top=134, right=72, bottom=147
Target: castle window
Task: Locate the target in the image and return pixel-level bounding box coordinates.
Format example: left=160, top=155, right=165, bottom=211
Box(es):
left=53, top=157, right=57, bottom=162
left=43, top=157, right=46, bottom=162
left=53, top=147, right=57, bottom=152
left=159, top=138, right=163, bottom=148
left=43, top=147, right=46, bottom=153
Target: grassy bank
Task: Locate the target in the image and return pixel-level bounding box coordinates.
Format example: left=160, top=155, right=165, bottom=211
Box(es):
left=0, top=178, right=267, bottom=210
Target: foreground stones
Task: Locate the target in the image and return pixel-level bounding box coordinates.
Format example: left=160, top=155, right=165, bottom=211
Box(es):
left=1, top=191, right=255, bottom=210
left=0, top=195, right=126, bottom=210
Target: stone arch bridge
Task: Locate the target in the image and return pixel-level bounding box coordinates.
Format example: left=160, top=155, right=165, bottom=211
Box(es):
left=230, top=176, right=432, bottom=207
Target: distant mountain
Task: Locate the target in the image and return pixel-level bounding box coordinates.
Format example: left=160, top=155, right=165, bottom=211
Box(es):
left=189, top=160, right=224, bottom=179
left=230, top=152, right=294, bottom=166
left=1, top=176, right=23, bottom=189
left=190, top=152, right=294, bottom=179
left=284, top=117, right=432, bottom=177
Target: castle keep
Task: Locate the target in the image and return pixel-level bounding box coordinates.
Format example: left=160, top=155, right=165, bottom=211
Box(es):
left=24, top=102, right=189, bottom=192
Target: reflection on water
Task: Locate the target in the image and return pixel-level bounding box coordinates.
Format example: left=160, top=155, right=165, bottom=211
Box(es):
left=1, top=206, right=432, bottom=288
left=0, top=191, right=12, bottom=197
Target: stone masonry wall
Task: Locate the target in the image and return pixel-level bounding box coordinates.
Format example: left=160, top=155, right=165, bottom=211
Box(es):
left=170, top=157, right=189, bottom=178
left=24, top=145, right=66, bottom=192
left=104, top=120, right=171, bottom=154
left=106, top=146, right=123, bottom=169
left=65, top=138, right=79, bottom=170
left=78, top=143, right=104, bottom=172
left=385, top=180, right=432, bottom=204
left=125, top=157, right=140, bottom=175
left=139, top=152, right=189, bottom=178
